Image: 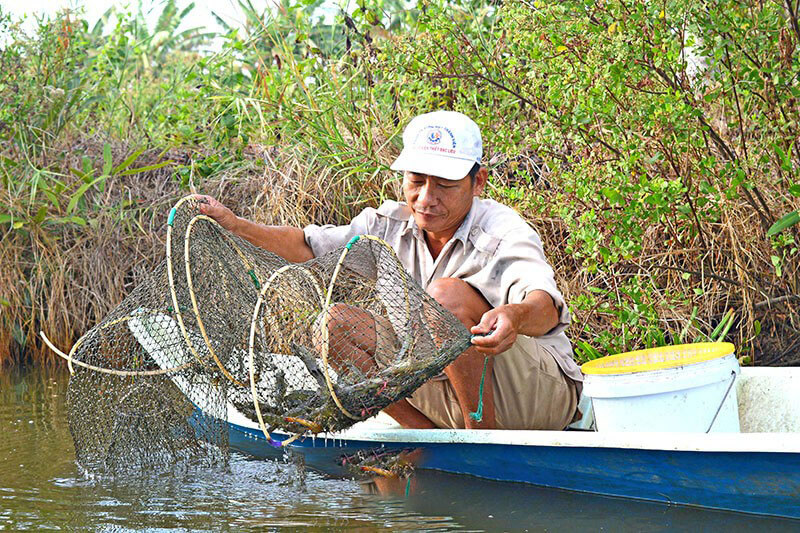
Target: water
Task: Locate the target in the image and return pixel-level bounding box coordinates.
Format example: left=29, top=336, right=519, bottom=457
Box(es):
left=2, top=368, right=799, bottom=531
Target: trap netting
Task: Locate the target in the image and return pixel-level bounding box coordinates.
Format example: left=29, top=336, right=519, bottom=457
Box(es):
left=43, top=196, right=471, bottom=472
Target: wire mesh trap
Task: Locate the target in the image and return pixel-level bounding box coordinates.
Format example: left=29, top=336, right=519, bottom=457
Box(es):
left=42, top=196, right=472, bottom=473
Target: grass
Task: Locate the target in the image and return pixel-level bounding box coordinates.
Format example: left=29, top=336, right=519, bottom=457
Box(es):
left=2, top=1, right=800, bottom=367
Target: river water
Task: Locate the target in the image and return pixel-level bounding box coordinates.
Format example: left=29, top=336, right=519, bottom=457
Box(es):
left=2, top=367, right=798, bottom=531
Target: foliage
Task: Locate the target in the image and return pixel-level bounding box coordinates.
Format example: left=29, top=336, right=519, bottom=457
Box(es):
left=371, top=0, right=800, bottom=360
left=1, top=0, right=799, bottom=366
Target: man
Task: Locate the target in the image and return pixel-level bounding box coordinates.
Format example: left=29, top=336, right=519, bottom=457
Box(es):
left=198, top=110, right=582, bottom=430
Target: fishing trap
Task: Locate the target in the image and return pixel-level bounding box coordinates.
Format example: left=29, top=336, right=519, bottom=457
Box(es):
left=42, top=196, right=472, bottom=473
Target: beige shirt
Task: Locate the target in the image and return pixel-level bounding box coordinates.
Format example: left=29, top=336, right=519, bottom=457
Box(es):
left=303, top=197, right=582, bottom=383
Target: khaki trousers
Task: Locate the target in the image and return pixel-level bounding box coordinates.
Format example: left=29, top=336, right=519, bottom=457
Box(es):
left=407, top=336, right=580, bottom=430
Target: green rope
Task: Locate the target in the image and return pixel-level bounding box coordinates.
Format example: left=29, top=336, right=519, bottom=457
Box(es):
left=405, top=477, right=411, bottom=498
left=468, top=355, right=489, bottom=422
left=345, top=235, right=361, bottom=249
left=247, top=269, right=261, bottom=289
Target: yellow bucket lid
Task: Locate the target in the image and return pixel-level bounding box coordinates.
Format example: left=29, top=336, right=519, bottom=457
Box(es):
left=581, top=342, right=735, bottom=375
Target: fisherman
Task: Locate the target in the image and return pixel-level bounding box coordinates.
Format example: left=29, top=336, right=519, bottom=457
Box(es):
left=197, top=110, right=582, bottom=430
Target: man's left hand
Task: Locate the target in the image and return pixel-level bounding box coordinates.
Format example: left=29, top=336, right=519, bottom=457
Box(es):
left=470, top=306, right=518, bottom=356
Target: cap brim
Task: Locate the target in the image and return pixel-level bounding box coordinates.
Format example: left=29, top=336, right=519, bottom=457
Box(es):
left=390, top=150, right=476, bottom=181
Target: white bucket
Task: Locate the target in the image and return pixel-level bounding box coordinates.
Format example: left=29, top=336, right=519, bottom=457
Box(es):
left=582, top=343, right=741, bottom=433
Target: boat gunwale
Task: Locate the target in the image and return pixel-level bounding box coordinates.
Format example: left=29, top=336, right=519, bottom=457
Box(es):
left=228, top=419, right=800, bottom=455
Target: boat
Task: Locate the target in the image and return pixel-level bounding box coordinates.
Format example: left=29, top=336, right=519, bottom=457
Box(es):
left=226, top=366, right=800, bottom=520
left=123, top=313, right=800, bottom=519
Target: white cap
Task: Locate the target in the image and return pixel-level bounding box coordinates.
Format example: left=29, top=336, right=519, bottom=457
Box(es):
left=390, top=111, right=482, bottom=181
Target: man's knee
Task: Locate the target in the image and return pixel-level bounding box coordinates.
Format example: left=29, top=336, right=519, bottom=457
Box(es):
left=426, top=278, right=490, bottom=327
left=326, top=303, right=355, bottom=338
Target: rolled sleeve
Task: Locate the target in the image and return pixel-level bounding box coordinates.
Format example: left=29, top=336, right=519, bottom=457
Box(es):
left=479, top=228, right=570, bottom=335
left=303, top=207, right=381, bottom=258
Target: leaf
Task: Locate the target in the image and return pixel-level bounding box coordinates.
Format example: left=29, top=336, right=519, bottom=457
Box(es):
left=771, top=255, right=783, bottom=277
left=789, top=184, right=800, bottom=197
left=82, top=156, right=93, bottom=181
left=767, top=210, right=800, bottom=236
left=51, top=216, right=87, bottom=226
left=113, top=147, right=146, bottom=174
left=0, top=214, right=12, bottom=224
left=576, top=341, right=601, bottom=361
left=601, top=187, right=623, bottom=204
left=777, top=146, right=792, bottom=172
left=607, top=22, right=617, bottom=34
left=67, top=175, right=106, bottom=214
left=33, top=206, right=47, bottom=224
left=119, top=160, right=173, bottom=176
left=102, top=143, right=113, bottom=176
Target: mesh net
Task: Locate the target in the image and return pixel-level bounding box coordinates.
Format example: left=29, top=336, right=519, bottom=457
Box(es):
left=47, top=196, right=471, bottom=473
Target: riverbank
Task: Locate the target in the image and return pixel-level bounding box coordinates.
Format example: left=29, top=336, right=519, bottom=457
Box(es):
left=2, top=1, right=800, bottom=366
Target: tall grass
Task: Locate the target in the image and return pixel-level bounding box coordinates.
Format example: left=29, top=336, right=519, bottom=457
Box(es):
left=2, top=1, right=800, bottom=366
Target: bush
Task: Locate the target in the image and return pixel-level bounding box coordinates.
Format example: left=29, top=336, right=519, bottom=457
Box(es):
left=2, top=1, right=799, bottom=366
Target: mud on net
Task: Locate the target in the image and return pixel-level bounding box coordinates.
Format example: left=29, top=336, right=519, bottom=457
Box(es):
left=42, top=196, right=471, bottom=473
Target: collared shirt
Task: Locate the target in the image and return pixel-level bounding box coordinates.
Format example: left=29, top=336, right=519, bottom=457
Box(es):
left=303, top=197, right=582, bottom=383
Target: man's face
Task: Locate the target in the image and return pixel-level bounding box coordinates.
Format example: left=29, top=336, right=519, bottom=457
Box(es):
left=402, top=170, right=484, bottom=239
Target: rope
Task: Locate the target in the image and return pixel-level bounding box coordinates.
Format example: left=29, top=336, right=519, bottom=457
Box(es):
left=706, top=370, right=737, bottom=433
left=468, top=354, right=489, bottom=423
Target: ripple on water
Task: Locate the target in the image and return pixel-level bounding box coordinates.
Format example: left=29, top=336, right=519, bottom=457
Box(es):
left=5, top=367, right=800, bottom=532
left=3, top=378, right=461, bottom=532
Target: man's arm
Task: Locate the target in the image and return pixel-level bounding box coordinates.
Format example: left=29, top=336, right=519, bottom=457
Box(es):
left=469, top=290, right=559, bottom=356
left=196, top=195, right=314, bottom=263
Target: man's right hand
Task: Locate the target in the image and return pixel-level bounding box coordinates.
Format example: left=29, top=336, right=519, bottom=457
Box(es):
left=195, top=195, right=238, bottom=232
left=192, top=194, right=314, bottom=263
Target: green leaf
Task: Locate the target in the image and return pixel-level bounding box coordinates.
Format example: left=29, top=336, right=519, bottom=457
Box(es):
left=767, top=210, right=800, bottom=236
left=118, top=160, right=173, bottom=176
left=32, top=206, right=47, bottom=224
left=0, top=214, right=12, bottom=224
left=102, top=143, right=113, bottom=176
left=113, top=147, right=146, bottom=174
left=0, top=297, right=9, bottom=307
left=82, top=156, right=93, bottom=181
left=771, top=255, right=783, bottom=277
left=601, top=187, right=623, bottom=204
left=576, top=341, right=602, bottom=361
left=789, top=184, right=800, bottom=198
left=67, top=175, right=106, bottom=214
left=777, top=146, right=792, bottom=172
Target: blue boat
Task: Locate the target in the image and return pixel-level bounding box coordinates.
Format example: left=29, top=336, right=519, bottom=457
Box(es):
left=114, top=314, right=799, bottom=519
left=225, top=366, right=800, bottom=520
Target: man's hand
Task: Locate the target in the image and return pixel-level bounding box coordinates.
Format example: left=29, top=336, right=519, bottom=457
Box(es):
left=469, top=290, right=560, bottom=356
left=195, top=195, right=238, bottom=231
left=192, top=194, right=313, bottom=263
left=470, top=305, right=519, bottom=356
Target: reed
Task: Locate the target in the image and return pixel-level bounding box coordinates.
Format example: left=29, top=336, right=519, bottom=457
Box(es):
left=2, top=1, right=799, bottom=366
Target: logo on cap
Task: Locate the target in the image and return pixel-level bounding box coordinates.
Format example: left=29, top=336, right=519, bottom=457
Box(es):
left=427, top=129, right=442, bottom=145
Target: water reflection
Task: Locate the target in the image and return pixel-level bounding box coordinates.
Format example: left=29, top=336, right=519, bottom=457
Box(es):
left=2, top=368, right=799, bottom=532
